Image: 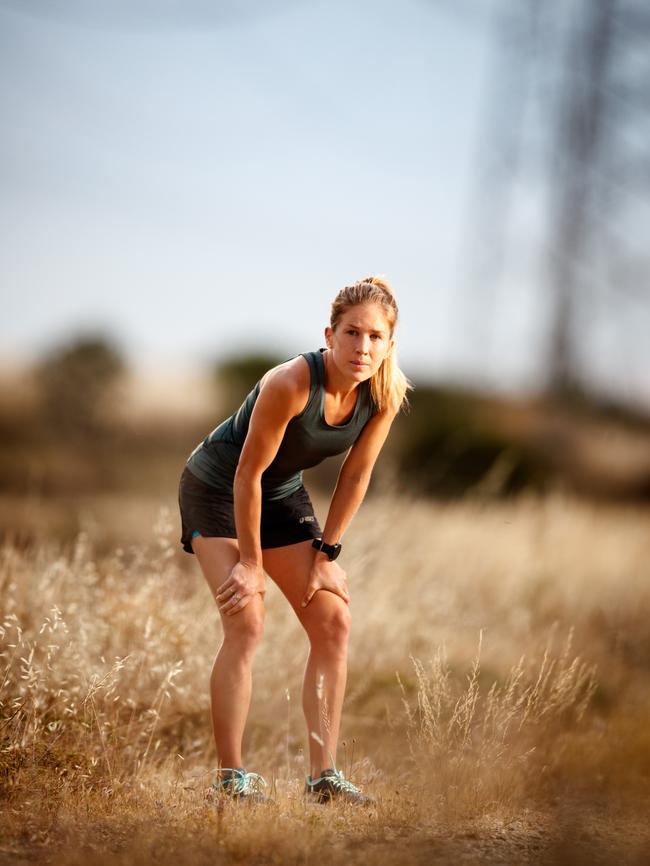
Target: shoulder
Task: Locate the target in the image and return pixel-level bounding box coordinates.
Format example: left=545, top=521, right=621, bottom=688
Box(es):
left=256, top=354, right=311, bottom=415
left=365, top=381, right=400, bottom=419
left=364, top=398, right=400, bottom=431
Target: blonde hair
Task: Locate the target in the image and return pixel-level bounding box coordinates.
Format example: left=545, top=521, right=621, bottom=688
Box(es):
left=330, top=275, right=414, bottom=413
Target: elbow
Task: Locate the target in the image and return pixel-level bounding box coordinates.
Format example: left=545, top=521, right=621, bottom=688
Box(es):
left=234, top=464, right=263, bottom=489
left=339, top=468, right=372, bottom=488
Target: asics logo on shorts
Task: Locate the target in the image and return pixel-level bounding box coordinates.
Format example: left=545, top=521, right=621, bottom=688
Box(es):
left=299, top=515, right=315, bottom=523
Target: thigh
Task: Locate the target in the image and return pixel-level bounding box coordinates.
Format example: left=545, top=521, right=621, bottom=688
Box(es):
left=192, top=535, right=264, bottom=633
left=262, top=540, right=348, bottom=631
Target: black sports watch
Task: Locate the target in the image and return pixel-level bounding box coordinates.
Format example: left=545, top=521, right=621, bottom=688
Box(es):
left=312, top=538, right=342, bottom=561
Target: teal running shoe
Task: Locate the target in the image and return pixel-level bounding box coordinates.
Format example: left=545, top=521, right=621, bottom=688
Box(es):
left=211, top=767, right=269, bottom=802
left=304, top=768, right=373, bottom=805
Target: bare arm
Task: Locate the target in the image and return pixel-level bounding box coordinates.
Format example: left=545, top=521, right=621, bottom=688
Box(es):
left=302, top=402, right=400, bottom=607
left=216, top=359, right=310, bottom=615
left=321, top=403, right=400, bottom=545
left=233, top=365, right=308, bottom=565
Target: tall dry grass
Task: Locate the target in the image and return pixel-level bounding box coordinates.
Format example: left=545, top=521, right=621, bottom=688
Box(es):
left=1, top=490, right=650, bottom=864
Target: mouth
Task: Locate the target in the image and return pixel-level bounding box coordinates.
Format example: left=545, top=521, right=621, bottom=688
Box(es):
left=351, top=361, right=368, bottom=369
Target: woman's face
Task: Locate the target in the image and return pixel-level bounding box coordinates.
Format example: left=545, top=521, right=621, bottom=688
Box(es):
left=325, top=302, right=394, bottom=383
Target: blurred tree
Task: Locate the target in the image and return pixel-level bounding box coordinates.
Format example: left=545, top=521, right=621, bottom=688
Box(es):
left=456, top=0, right=650, bottom=408
left=34, top=334, right=125, bottom=441
left=545, top=0, right=616, bottom=396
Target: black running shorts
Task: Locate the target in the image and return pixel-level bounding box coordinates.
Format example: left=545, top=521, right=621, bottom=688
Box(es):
left=178, top=464, right=323, bottom=554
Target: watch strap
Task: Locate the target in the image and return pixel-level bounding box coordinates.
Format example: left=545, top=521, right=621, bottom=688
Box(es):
left=312, top=538, right=342, bottom=560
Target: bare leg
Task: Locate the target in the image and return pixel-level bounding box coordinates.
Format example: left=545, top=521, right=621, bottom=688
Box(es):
left=301, top=609, right=349, bottom=774
left=263, top=540, right=351, bottom=778
left=192, top=536, right=265, bottom=768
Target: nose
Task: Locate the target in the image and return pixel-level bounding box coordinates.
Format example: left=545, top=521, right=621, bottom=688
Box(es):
left=356, top=336, right=371, bottom=357
left=356, top=334, right=370, bottom=355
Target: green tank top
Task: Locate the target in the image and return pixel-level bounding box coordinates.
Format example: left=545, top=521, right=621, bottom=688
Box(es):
left=186, top=348, right=378, bottom=500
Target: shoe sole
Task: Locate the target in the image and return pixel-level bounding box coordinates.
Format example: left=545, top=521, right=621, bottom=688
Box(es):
left=304, top=792, right=373, bottom=806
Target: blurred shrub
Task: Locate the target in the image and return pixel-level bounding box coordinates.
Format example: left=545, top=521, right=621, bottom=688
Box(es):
left=214, top=360, right=553, bottom=498
left=393, top=385, right=550, bottom=498
left=34, top=334, right=125, bottom=441
left=214, top=351, right=285, bottom=415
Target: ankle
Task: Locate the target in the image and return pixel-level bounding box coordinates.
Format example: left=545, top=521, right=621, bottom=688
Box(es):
left=219, top=765, right=245, bottom=777
left=310, top=765, right=336, bottom=779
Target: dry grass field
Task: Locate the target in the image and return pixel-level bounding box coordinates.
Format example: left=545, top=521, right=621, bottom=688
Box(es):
left=1, top=488, right=650, bottom=865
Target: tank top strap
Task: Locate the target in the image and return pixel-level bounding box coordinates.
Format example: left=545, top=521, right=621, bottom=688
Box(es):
left=296, top=349, right=325, bottom=416
left=312, top=348, right=327, bottom=386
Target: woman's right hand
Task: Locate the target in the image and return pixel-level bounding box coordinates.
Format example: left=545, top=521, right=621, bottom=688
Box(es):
left=215, top=560, right=266, bottom=616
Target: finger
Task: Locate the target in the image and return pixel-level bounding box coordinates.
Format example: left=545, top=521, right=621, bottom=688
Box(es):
left=301, top=584, right=317, bottom=608
left=225, top=595, right=250, bottom=616
left=216, top=581, right=241, bottom=602
left=215, top=576, right=235, bottom=598
left=322, top=585, right=349, bottom=605
left=220, top=590, right=245, bottom=612
left=335, top=587, right=350, bottom=605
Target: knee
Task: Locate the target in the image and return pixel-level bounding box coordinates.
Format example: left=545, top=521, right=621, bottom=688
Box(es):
left=223, top=608, right=265, bottom=656
left=307, top=600, right=351, bottom=651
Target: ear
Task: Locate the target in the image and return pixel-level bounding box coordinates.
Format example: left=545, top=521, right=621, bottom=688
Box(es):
left=324, top=326, right=333, bottom=348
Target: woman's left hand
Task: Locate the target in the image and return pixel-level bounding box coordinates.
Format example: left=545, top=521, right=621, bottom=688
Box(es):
left=301, top=555, right=350, bottom=607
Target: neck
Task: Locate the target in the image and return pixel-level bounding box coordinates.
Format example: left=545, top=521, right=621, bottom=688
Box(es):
left=323, top=349, right=359, bottom=400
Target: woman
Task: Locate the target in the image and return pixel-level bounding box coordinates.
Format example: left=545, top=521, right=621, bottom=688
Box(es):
left=178, top=276, right=412, bottom=804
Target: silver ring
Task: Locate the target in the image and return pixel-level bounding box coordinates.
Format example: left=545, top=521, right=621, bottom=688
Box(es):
left=232, top=592, right=240, bottom=602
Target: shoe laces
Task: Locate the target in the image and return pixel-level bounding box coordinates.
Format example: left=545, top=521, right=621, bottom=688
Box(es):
left=319, top=769, right=362, bottom=795
left=217, top=768, right=267, bottom=796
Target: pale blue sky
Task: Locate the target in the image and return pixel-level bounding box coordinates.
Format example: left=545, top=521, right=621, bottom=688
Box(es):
left=1, top=0, right=647, bottom=405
